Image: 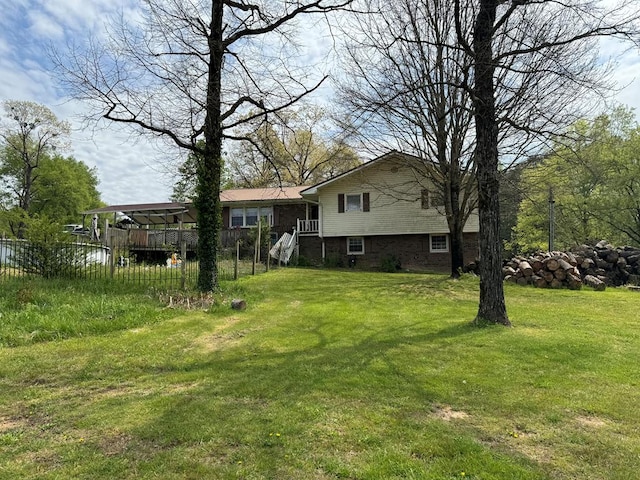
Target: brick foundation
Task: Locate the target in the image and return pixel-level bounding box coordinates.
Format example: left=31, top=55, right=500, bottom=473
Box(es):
left=299, top=233, right=478, bottom=272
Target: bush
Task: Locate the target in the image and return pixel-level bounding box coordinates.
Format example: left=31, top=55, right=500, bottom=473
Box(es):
left=380, top=254, right=402, bottom=272
left=293, top=255, right=315, bottom=267
left=12, top=215, right=85, bottom=279
left=323, top=254, right=345, bottom=268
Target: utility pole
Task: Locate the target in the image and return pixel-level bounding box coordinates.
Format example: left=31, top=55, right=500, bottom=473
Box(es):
left=548, top=186, right=555, bottom=251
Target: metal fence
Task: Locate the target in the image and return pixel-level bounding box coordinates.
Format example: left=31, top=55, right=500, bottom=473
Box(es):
left=0, top=238, right=268, bottom=289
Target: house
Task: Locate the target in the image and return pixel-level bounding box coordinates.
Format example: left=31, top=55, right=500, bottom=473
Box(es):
left=84, top=151, right=478, bottom=271
left=220, top=186, right=312, bottom=244
left=296, top=151, right=479, bottom=270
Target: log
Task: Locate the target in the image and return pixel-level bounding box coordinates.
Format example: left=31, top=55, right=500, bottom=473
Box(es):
left=584, top=274, right=606, bottom=291
left=554, top=268, right=567, bottom=281
left=566, top=271, right=582, bottom=290
left=542, top=271, right=555, bottom=283
left=516, top=276, right=528, bottom=286
left=557, top=258, right=574, bottom=271
left=532, top=274, right=547, bottom=288
left=531, top=259, right=543, bottom=272
left=606, top=251, right=619, bottom=263
left=503, top=266, right=516, bottom=277
left=550, top=278, right=563, bottom=289
left=518, top=260, right=533, bottom=277
left=581, top=258, right=595, bottom=270
left=544, top=257, right=560, bottom=271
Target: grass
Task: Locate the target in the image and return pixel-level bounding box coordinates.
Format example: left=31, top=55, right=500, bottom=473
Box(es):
left=0, top=269, right=639, bottom=479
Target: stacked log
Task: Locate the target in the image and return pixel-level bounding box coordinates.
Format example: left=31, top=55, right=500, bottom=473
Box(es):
left=503, top=251, right=584, bottom=290
left=501, top=241, right=640, bottom=290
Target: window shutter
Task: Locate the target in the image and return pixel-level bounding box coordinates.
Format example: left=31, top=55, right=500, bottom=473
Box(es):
left=338, top=193, right=345, bottom=213
left=363, top=192, right=370, bottom=212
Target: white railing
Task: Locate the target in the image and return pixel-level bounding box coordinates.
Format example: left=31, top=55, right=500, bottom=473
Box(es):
left=298, top=219, right=319, bottom=234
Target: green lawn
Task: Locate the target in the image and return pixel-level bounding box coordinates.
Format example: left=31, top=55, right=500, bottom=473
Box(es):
left=0, top=269, right=639, bottom=479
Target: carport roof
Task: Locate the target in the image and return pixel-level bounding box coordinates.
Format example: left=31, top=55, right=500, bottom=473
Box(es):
left=83, top=202, right=197, bottom=225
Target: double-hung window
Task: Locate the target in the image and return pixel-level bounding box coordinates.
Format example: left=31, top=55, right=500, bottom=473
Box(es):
left=430, top=234, right=449, bottom=253
left=421, top=189, right=445, bottom=209
left=338, top=193, right=370, bottom=213
left=231, top=208, right=244, bottom=227
left=346, top=194, right=362, bottom=212
left=347, top=237, right=365, bottom=255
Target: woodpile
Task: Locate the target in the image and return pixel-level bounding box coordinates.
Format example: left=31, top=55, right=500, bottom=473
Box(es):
left=501, top=241, right=640, bottom=291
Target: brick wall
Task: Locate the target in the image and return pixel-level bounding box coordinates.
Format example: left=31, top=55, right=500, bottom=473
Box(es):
left=299, top=233, right=479, bottom=272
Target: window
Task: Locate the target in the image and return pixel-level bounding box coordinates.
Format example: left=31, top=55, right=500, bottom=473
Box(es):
left=430, top=234, right=449, bottom=253
left=346, top=194, right=361, bottom=212
left=230, top=206, right=273, bottom=227
left=421, top=189, right=444, bottom=209
left=260, top=207, right=273, bottom=226
left=339, top=193, right=370, bottom=213
left=231, top=208, right=244, bottom=227
left=347, top=237, right=365, bottom=255
left=245, top=207, right=258, bottom=226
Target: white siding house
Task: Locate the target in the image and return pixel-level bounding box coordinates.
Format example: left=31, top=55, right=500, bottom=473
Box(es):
left=299, top=151, right=479, bottom=270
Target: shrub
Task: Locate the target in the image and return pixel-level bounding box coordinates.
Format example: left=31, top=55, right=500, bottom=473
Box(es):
left=380, top=254, right=402, bottom=272
left=12, top=215, right=85, bottom=279
left=323, top=254, right=345, bottom=268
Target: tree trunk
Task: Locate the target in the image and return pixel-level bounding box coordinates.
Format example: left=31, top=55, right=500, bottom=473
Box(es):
left=472, top=0, right=511, bottom=326
left=450, top=220, right=465, bottom=279
left=196, top=2, right=224, bottom=292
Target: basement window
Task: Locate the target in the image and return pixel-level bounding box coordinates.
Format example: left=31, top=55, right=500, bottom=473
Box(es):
left=430, top=234, right=449, bottom=253
left=347, top=237, right=365, bottom=255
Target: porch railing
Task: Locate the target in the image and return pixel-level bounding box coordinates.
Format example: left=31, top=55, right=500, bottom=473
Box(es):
left=297, top=219, right=319, bottom=234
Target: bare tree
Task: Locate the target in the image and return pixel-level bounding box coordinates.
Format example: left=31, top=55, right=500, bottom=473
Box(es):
left=459, top=0, right=640, bottom=325
left=53, top=0, right=352, bottom=291
left=228, top=105, right=360, bottom=187
left=337, top=0, right=477, bottom=278
left=0, top=101, right=71, bottom=237
left=340, top=0, right=639, bottom=323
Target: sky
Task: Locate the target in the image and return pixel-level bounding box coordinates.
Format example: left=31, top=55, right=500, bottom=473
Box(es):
left=0, top=0, right=639, bottom=207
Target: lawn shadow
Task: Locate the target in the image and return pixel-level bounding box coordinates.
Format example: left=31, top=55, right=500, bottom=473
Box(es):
left=127, top=318, right=486, bottom=475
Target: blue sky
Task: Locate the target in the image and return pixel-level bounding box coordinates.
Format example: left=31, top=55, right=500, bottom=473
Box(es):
left=0, top=0, right=182, bottom=205
left=0, top=0, right=639, bottom=206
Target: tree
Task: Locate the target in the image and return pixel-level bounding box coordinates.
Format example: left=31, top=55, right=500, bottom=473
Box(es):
left=512, top=107, right=640, bottom=251
left=0, top=100, right=71, bottom=236
left=228, top=105, right=360, bottom=187
left=457, top=0, right=640, bottom=325
left=30, top=154, right=102, bottom=224
left=54, top=0, right=353, bottom=292
left=338, top=0, right=477, bottom=278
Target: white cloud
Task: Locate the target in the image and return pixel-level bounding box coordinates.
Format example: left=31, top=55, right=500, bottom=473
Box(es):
left=27, top=10, right=65, bottom=39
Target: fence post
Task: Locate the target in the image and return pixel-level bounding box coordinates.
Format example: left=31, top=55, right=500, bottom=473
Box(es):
left=109, top=234, right=115, bottom=278
left=252, top=236, right=257, bottom=276
left=266, top=239, right=271, bottom=273
left=181, top=240, right=187, bottom=290
left=234, top=239, right=240, bottom=280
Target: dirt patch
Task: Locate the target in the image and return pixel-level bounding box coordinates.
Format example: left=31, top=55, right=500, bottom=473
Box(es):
left=575, top=415, right=607, bottom=428
left=191, top=316, right=251, bottom=352
left=433, top=405, right=470, bottom=421
left=98, top=432, right=132, bottom=456
left=0, top=416, right=23, bottom=432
